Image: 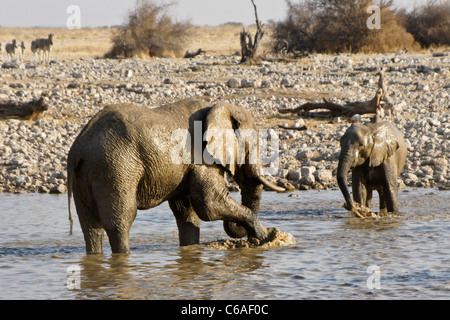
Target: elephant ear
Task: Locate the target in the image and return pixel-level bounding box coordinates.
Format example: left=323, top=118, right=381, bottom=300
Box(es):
left=204, top=103, right=250, bottom=175
left=369, top=126, right=399, bottom=167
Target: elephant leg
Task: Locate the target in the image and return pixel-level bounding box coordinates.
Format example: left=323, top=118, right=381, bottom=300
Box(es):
left=93, top=183, right=137, bottom=254
left=189, top=166, right=269, bottom=242
left=383, top=187, right=398, bottom=212
left=104, top=225, right=132, bottom=254
left=382, top=164, right=399, bottom=213
left=73, top=191, right=104, bottom=254
left=365, top=189, right=373, bottom=210
left=377, top=189, right=387, bottom=212
left=352, top=168, right=367, bottom=207
left=169, top=197, right=201, bottom=246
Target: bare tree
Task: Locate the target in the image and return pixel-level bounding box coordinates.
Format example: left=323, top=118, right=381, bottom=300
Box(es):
left=240, top=0, right=265, bottom=63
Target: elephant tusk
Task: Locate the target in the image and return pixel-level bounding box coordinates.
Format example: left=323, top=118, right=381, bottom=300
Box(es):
left=258, top=175, right=286, bottom=192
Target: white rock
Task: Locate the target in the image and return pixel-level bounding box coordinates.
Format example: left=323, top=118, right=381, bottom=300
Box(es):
left=301, top=166, right=316, bottom=177
left=313, top=169, right=333, bottom=183
left=427, top=118, right=441, bottom=127
left=228, top=78, right=240, bottom=88
left=294, top=119, right=306, bottom=128
left=287, top=170, right=301, bottom=181
left=72, top=72, right=85, bottom=79
left=125, top=70, right=133, bottom=78
left=296, top=149, right=313, bottom=160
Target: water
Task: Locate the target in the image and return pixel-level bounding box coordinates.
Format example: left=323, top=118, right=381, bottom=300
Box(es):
left=0, top=189, right=449, bottom=300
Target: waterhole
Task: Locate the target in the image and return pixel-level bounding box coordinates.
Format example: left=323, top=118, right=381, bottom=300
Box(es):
left=0, top=189, right=449, bottom=299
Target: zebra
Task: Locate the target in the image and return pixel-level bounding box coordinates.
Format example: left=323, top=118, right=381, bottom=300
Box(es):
left=36, top=34, right=54, bottom=62
left=17, top=41, right=25, bottom=60
left=31, top=40, right=38, bottom=60
left=5, top=39, right=17, bottom=60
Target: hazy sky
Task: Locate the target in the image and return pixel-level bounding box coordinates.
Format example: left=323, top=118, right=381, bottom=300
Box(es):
left=0, top=0, right=430, bottom=28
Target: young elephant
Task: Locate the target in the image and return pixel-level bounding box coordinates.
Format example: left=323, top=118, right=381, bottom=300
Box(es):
left=337, top=117, right=407, bottom=215
left=67, top=99, right=284, bottom=254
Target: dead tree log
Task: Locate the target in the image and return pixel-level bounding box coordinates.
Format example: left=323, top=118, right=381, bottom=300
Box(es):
left=240, top=0, right=264, bottom=64
left=184, top=48, right=206, bottom=58
left=278, top=124, right=307, bottom=130
left=0, top=97, right=48, bottom=120
left=279, top=72, right=393, bottom=118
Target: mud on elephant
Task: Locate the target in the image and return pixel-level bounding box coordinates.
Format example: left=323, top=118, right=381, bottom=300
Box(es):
left=67, top=99, right=284, bottom=254
left=337, top=116, right=407, bottom=216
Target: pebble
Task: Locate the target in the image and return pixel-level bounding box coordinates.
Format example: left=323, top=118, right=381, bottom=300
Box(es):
left=0, top=53, right=448, bottom=193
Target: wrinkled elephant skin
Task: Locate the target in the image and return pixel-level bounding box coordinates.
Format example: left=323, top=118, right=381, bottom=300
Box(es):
left=337, top=117, right=407, bottom=214
left=67, top=99, right=283, bottom=254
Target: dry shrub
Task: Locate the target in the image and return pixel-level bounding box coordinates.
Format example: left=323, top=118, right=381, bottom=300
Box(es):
left=104, top=0, right=190, bottom=58
left=271, top=0, right=319, bottom=53
left=272, top=0, right=417, bottom=54
left=360, top=3, right=419, bottom=53
left=398, top=0, right=450, bottom=48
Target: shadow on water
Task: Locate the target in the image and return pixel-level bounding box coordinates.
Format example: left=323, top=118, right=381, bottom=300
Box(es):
left=0, top=245, right=84, bottom=257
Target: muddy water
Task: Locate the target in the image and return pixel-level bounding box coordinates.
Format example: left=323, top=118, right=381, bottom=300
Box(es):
left=0, top=189, right=449, bottom=300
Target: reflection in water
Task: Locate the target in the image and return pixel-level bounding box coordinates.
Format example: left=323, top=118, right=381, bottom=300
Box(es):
left=342, top=216, right=404, bottom=231
left=66, top=245, right=268, bottom=300
left=0, top=189, right=449, bottom=299
left=71, top=254, right=133, bottom=299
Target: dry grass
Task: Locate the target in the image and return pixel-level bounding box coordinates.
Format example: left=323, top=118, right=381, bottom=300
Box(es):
left=0, top=24, right=264, bottom=59
left=0, top=27, right=115, bottom=58
left=185, top=24, right=273, bottom=56
left=0, top=23, right=445, bottom=60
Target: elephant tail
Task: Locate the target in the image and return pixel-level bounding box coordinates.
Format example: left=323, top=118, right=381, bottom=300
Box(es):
left=67, top=156, right=77, bottom=236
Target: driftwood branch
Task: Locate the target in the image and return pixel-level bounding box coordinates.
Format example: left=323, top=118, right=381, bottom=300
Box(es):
left=184, top=48, right=206, bottom=58
left=240, top=0, right=265, bottom=64
left=278, top=124, right=307, bottom=130
left=279, top=72, right=393, bottom=118
left=0, top=97, right=48, bottom=120
left=260, top=56, right=299, bottom=63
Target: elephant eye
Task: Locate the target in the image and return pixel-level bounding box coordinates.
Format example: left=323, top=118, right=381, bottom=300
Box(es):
left=359, top=147, right=369, bottom=157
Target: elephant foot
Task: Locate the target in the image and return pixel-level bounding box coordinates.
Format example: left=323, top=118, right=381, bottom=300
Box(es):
left=346, top=203, right=378, bottom=218
left=248, top=227, right=295, bottom=248
left=248, top=227, right=279, bottom=246
left=209, top=227, right=293, bottom=249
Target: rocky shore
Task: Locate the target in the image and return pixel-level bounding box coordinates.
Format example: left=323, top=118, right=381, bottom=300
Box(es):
left=0, top=52, right=449, bottom=194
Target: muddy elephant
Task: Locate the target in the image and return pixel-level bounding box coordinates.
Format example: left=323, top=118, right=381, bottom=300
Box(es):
left=67, top=99, right=284, bottom=254
left=337, top=117, right=407, bottom=215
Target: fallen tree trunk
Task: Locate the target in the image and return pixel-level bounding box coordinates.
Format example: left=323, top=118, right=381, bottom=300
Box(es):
left=279, top=72, right=393, bottom=118
left=0, top=97, right=48, bottom=120
left=278, top=124, right=307, bottom=130
left=184, top=48, right=206, bottom=58
left=260, top=56, right=300, bottom=63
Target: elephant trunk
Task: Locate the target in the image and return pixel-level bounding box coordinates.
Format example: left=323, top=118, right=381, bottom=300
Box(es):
left=223, top=137, right=285, bottom=238
left=223, top=177, right=264, bottom=239
left=337, top=147, right=355, bottom=211
left=223, top=173, right=285, bottom=238
left=241, top=180, right=264, bottom=213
